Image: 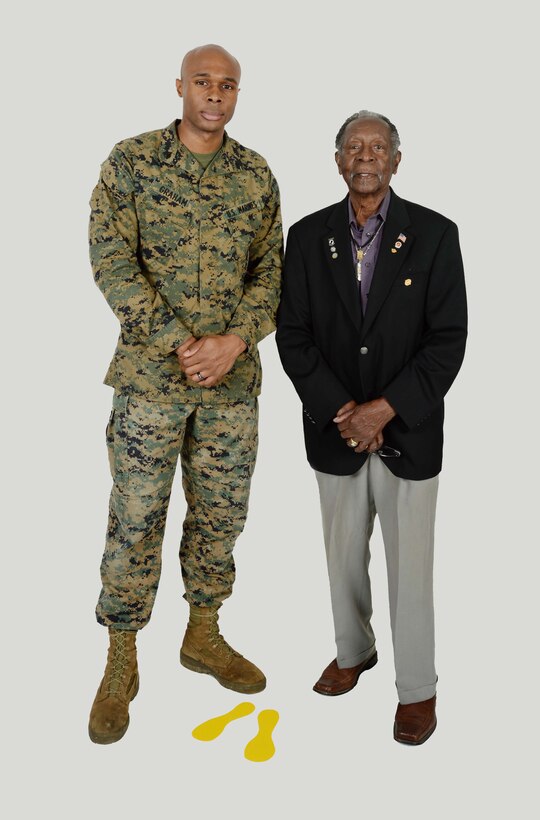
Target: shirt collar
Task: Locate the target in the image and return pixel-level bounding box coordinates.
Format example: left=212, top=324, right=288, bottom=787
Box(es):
left=159, top=119, right=233, bottom=172
left=348, top=189, right=391, bottom=230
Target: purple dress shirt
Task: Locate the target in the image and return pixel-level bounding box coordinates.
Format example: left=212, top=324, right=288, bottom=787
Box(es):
left=348, top=190, right=391, bottom=314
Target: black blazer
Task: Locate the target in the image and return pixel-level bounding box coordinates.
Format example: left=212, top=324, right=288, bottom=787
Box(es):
left=276, top=190, right=467, bottom=480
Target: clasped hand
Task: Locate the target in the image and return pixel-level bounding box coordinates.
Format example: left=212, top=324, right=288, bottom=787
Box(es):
left=175, top=334, right=247, bottom=388
left=334, top=398, right=396, bottom=453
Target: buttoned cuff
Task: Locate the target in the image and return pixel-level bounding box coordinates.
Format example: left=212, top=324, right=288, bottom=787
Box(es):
left=226, top=318, right=257, bottom=354
left=148, top=317, right=192, bottom=355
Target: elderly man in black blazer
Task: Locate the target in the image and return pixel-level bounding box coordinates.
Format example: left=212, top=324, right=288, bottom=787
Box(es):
left=276, top=111, right=467, bottom=745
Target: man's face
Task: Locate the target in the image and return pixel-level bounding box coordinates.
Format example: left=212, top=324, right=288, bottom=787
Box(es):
left=336, top=118, right=401, bottom=198
left=176, top=48, right=240, bottom=136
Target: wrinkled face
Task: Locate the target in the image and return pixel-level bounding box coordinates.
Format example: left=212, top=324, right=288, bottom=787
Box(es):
left=336, top=118, right=401, bottom=198
left=176, top=48, right=240, bottom=135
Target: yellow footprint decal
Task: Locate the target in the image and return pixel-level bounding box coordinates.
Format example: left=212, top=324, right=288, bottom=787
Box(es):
left=192, top=702, right=255, bottom=742
left=244, top=709, right=280, bottom=762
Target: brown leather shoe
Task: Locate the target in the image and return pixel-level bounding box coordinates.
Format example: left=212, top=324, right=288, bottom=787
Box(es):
left=394, top=695, right=437, bottom=745
left=313, top=651, right=378, bottom=696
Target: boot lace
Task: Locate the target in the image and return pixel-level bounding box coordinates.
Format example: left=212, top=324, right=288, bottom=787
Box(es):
left=106, top=631, right=130, bottom=695
left=208, top=620, right=241, bottom=659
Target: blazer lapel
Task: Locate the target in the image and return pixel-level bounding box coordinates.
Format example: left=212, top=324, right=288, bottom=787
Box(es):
left=361, top=191, right=414, bottom=339
left=325, top=197, right=362, bottom=330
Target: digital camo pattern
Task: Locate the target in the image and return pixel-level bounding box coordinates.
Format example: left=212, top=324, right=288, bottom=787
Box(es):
left=89, top=120, right=283, bottom=403
left=96, top=394, right=258, bottom=628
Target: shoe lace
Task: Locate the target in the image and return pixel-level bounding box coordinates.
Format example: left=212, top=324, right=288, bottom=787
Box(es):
left=106, top=631, right=130, bottom=695
left=207, top=620, right=241, bottom=659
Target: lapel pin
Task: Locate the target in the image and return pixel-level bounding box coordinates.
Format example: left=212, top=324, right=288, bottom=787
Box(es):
left=404, top=278, right=412, bottom=286
left=398, top=233, right=407, bottom=243
left=332, top=252, right=338, bottom=259
left=395, top=241, right=402, bottom=249
left=328, top=237, right=338, bottom=259
left=391, top=248, right=397, bottom=254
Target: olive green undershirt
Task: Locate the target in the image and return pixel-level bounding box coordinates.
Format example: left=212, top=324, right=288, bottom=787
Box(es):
left=190, top=148, right=220, bottom=170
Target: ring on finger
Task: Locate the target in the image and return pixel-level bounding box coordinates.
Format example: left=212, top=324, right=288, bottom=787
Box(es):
left=347, top=438, right=359, bottom=448
left=196, top=371, right=205, bottom=382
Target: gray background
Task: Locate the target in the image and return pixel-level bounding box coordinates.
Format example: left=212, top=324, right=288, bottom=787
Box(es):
left=4, top=0, right=538, bottom=817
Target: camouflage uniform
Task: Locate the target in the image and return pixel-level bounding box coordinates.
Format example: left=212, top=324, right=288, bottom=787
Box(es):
left=89, top=120, right=282, bottom=629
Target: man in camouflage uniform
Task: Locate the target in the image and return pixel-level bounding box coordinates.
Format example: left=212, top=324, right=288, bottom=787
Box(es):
left=88, top=44, right=282, bottom=744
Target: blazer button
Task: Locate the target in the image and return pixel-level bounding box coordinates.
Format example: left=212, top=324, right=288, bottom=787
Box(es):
left=360, top=347, right=368, bottom=355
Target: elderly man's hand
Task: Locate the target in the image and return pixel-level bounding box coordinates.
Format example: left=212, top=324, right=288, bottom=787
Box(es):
left=175, top=334, right=247, bottom=387
left=334, top=399, right=358, bottom=422
left=334, top=398, right=396, bottom=452
left=363, top=431, right=384, bottom=454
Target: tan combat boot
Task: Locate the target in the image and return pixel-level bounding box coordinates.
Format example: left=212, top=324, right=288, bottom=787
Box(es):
left=88, top=628, right=139, bottom=744
left=180, top=605, right=266, bottom=694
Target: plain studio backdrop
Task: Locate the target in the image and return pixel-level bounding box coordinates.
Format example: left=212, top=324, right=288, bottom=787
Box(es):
left=3, top=1, right=538, bottom=817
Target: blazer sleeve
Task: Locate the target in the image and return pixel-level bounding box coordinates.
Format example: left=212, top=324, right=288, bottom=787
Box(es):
left=276, top=228, right=354, bottom=430
left=382, top=221, right=468, bottom=429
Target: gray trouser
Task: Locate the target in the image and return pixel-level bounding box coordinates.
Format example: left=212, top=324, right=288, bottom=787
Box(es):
left=315, top=455, right=439, bottom=705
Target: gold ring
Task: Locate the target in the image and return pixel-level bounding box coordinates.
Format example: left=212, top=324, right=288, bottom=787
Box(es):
left=347, top=438, right=359, bottom=448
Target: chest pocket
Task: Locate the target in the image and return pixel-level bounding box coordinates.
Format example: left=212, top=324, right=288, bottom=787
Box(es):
left=206, top=200, right=262, bottom=266
left=221, top=201, right=263, bottom=237
left=137, top=186, right=195, bottom=267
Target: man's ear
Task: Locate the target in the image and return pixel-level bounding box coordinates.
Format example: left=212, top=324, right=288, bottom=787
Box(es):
left=335, top=151, right=342, bottom=175
left=175, top=78, right=183, bottom=98
left=392, top=150, right=402, bottom=175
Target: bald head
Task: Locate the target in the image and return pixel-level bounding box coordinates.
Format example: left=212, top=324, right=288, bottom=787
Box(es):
left=176, top=44, right=241, bottom=153
left=181, top=44, right=241, bottom=82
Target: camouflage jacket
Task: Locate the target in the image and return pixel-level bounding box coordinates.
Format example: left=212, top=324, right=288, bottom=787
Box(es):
left=89, top=119, right=283, bottom=402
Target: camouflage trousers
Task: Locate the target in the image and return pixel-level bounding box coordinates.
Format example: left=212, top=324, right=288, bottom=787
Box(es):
left=96, top=392, right=258, bottom=630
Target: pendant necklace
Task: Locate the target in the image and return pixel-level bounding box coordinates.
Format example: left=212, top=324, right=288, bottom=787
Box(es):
left=353, top=220, right=384, bottom=282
